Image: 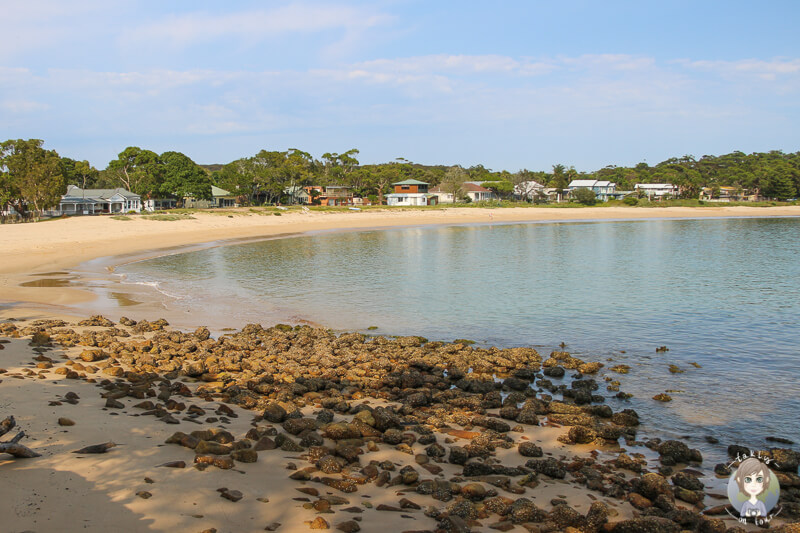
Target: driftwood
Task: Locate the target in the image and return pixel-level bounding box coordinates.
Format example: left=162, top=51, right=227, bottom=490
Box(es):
left=0, top=415, right=41, bottom=458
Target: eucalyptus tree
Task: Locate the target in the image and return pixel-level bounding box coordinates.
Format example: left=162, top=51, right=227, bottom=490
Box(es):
left=159, top=151, right=212, bottom=201
left=0, top=139, right=66, bottom=217
left=106, top=147, right=163, bottom=196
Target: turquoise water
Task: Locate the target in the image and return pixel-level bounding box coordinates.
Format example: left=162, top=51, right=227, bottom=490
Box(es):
left=118, top=217, right=800, bottom=456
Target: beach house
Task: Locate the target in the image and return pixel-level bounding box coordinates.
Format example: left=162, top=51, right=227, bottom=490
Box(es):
left=634, top=183, right=678, bottom=200
left=57, top=185, right=142, bottom=215
left=568, top=180, right=617, bottom=202
left=183, top=185, right=237, bottom=209
left=430, top=182, right=498, bottom=203
left=513, top=180, right=546, bottom=202
left=387, top=179, right=438, bottom=206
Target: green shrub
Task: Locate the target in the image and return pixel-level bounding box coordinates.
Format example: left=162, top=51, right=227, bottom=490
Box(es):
left=623, top=196, right=639, bottom=206
left=573, top=188, right=597, bottom=205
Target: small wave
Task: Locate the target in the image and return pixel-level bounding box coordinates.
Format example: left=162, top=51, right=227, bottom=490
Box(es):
left=123, top=279, right=186, bottom=301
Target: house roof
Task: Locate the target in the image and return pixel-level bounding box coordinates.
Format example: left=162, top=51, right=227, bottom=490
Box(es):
left=635, top=183, right=676, bottom=189
left=64, top=185, right=140, bottom=200
left=211, top=185, right=232, bottom=197
left=462, top=183, right=491, bottom=192
left=392, top=179, right=429, bottom=186
left=595, top=181, right=613, bottom=187
left=568, top=180, right=597, bottom=188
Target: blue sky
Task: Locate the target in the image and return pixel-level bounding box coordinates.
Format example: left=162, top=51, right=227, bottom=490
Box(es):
left=1, top=1, right=799, bottom=172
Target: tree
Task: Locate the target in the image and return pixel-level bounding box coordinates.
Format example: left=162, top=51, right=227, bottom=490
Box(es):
left=62, top=158, right=99, bottom=189
left=573, top=187, right=597, bottom=205
left=0, top=139, right=66, bottom=218
left=159, top=151, right=212, bottom=201
left=441, top=165, right=467, bottom=203
left=480, top=180, right=513, bottom=200
left=106, top=147, right=162, bottom=196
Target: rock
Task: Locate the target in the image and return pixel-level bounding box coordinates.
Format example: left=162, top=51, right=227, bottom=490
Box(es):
left=220, top=489, right=243, bottom=502
left=567, top=425, right=597, bottom=444
left=318, top=455, right=344, bottom=474
left=658, top=440, right=701, bottom=465
left=674, top=486, right=704, bottom=504
left=157, top=461, right=186, bottom=468
left=136, top=491, right=152, bottom=499
left=253, top=436, right=278, bottom=452
left=195, top=440, right=232, bottom=455
left=461, top=483, right=487, bottom=501
left=610, top=516, right=681, bottom=533
left=509, top=498, right=546, bottom=523
left=399, top=498, right=421, bottom=510
left=631, top=473, right=673, bottom=501
left=283, top=417, right=317, bottom=435
left=525, top=457, right=566, bottom=479
left=449, top=446, right=469, bottom=465
left=543, top=366, right=565, bottom=378
left=440, top=515, right=471, bottom=533
left=73, top=442, right=116, bottom=454
left=518, top=442, right=543, bottom=457
left=322, top=422, right=361, bottom=440
left=58, top=417, right=75, bottom=426
left=165, top=431, right=199, bottom=449
left=628, top=493, right=652, bottom=509
left=652, top=393, right=672, bottom=402
left=336, top=520, right=360, bottom=533
left=263, top=403, right=287, bottom=423
left=308, top=517, right=330, bottom=529
left=231, top=449, right=258, bottom=463
left=671, top=471, right=704, bottom=491
left=105, top=397, right=124, bottom=409
left=549, top=503, right=586, bottom=530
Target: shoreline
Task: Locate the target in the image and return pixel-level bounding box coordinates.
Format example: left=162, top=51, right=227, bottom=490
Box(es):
left=2, top=205, right=800, bottom=313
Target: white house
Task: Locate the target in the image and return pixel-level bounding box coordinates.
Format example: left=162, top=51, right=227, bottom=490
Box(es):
left=387, top=179, right=439, bottom=206
left=57, top=185, right=142, bottom=215
left=144, top=198, right=177, bottom=212
left=634, top=183, right=678, bottom=200
left=568, top=180, right=617, bottom=202
left=430, top=182, right=498, bottom=203
left=513, top=180, right=545, bottom=201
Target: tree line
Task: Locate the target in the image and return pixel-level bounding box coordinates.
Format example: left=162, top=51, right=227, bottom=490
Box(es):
left=2, top=139, right=799, bottom=218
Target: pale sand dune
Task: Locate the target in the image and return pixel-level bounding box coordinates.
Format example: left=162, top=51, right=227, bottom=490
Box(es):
left=2, top=205, right=799, bottom=307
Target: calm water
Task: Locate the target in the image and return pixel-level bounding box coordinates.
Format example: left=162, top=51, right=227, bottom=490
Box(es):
left=118, top=217, right=800, bottom=458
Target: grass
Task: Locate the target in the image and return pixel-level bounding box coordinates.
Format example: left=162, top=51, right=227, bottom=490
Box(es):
left=141, top=213, right=195, bottom=221
left=110, top=215, right=132, bottom=221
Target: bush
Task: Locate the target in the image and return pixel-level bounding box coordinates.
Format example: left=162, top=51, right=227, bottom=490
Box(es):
left=623, top=196, right=639, bottom=206
left=573, top=188, right=597, bottom=205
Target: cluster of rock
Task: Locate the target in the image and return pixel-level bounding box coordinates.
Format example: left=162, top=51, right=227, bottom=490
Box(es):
left=2, top=316, right=800, bottom=532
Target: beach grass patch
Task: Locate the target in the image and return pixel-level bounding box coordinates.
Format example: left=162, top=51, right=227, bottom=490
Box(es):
left=111, top=215, right=132, bottom=221
left=143, top=214, right=195, bottom=221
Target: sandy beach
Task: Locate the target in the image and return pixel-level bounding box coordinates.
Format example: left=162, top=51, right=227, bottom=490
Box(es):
left=2, top=206, right=800, bottom=533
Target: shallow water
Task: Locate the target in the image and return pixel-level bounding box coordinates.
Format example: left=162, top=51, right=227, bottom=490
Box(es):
left=117, top=217, right=800, bottom=462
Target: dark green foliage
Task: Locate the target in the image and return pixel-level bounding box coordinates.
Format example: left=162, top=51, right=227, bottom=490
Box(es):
left=573, top=187, right=597, bottom=205
left=623, top=196, right=639, bottom=206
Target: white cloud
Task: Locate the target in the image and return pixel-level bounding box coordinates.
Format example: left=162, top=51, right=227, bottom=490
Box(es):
left=121, top=3, right=391, bottom=48
left=1, top=99, right=50, bottom=113
left=675, top=58, right=800, bottom=81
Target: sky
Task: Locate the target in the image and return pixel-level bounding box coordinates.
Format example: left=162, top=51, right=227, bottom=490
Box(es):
left=1, top=0, right=799, bottom=172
